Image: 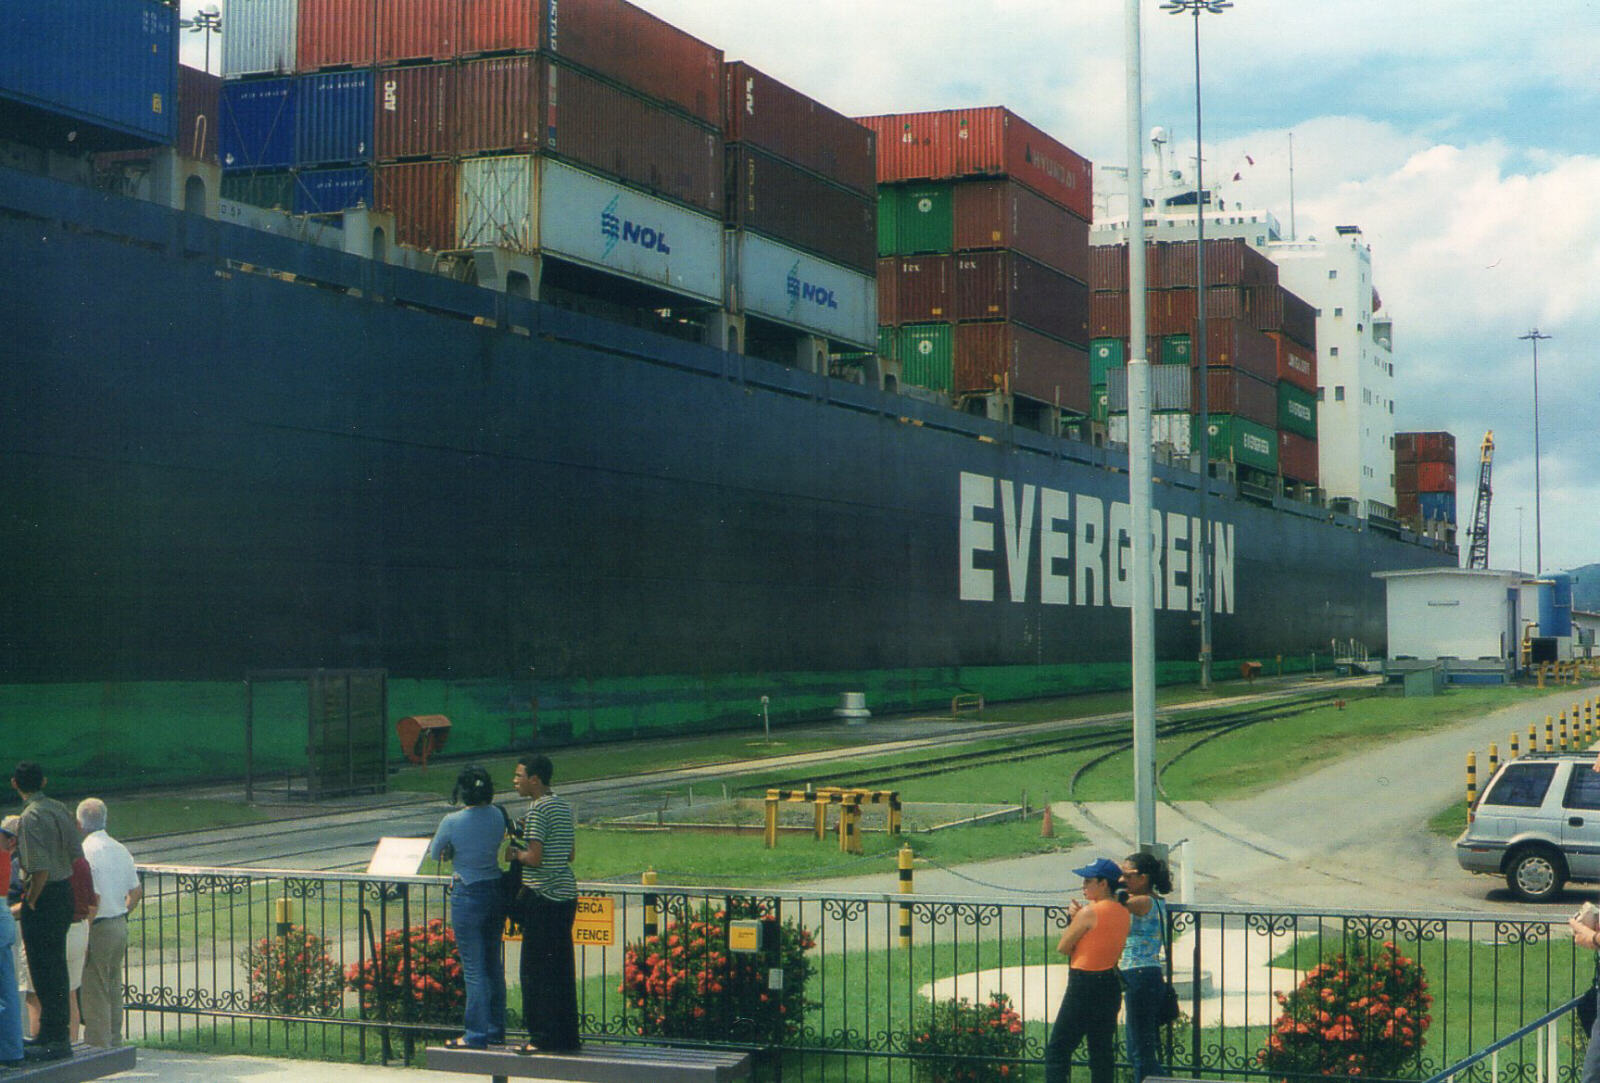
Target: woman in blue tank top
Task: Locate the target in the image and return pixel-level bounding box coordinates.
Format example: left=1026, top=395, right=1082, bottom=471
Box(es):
left=1118, top=851, right=1174, bottom=1083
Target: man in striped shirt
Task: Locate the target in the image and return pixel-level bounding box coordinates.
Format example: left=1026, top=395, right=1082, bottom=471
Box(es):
left=506, top=754, right=579, bottom=1055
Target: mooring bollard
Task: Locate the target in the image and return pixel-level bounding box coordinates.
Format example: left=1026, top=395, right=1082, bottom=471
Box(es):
left=898, top=845, right=914, bottom=949
left=642, top=868, right=658, bottom=940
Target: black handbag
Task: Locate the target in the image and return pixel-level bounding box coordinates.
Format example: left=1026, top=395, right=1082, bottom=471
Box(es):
left=1579, top=955, right=1599, bottom=1034
left=498, top=805, right=527, bottom=929
left=1157, top=898, right=1182, bottom=1025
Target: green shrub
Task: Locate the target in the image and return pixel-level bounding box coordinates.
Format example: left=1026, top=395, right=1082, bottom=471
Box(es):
left=1258, top=939, right=1432, bottom=1078
left=241, top=926, right=345, bottom=1017
left=906, top=993, right=1026, bottom=1083
left=344, top=918, right=465, bottom=1027
left=619, top=898, right=815, bottom=1044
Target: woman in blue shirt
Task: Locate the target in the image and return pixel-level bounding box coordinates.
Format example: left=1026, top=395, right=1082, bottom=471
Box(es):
left=1118, top=851, right=1174, bottom=1083
left=429, top=765, right=512, bottom=1049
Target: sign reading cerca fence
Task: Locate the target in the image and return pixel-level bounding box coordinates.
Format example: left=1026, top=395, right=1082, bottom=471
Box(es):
left=572, top=895, right=614, bottom=946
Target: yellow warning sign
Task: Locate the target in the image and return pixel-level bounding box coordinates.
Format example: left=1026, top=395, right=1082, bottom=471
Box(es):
left=572, top=896, right=614, bottom=947
left=728, top=919, right=762, bottom=953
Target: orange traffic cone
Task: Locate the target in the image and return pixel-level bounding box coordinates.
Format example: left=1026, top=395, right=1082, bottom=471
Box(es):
left=1040, top=804, right=1055, bottom=838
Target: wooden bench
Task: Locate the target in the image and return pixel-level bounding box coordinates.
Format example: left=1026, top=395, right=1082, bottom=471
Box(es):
left=425, top=1043, right=752, bottom=1083
left=8, top=1044, right=137, bottom=1082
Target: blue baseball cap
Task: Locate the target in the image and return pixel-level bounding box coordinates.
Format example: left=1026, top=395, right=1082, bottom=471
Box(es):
left=1072, top=857, right=1123, bottom=885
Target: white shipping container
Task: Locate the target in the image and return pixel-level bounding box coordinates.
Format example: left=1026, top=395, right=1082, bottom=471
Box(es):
left=1108, top=411, right=1191, bottom=455
left=457, top=156, right=723, bottom=304
left=222, top=0, right=297, bottom=78
left=1105, top=365, right=1190, bottom=412
left=730, top=231, right=875, bottom=348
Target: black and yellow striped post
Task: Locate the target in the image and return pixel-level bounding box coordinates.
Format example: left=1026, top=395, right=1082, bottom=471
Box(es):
left=1466, top=751, right=1478, bottom=823
left=1530, top=722, right=1539, bottom=754
left=1545, top=715, right=1555, bottom=753
left=1488, top=742, right=1499, bottom=780
left=1587, top=699, right=1595, bottom=745
left=838, top=800, right=863, bottom=853
left=898, top=844, right=914, bottom=948
left=1576, top=705, right=1583, bottom=744
left=1510, top=730, right=1520, bottom=760
left=1560, top=713, right=1569, bottom=751
left=642, top=868, right=658, bottom=940
left=274, top=896, right=294, bottom=937
left=1538, top=662, right=1547, bottom=689
left=764, top=794, right=779, bottom=848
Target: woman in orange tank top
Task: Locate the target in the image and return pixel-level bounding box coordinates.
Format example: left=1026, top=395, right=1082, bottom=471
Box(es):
left=1043, top=857, right=1131, bottom=1083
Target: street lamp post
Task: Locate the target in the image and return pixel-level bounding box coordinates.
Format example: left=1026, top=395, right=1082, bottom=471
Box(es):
left=1519, top=329, right=1550, bottom=575
left=1162, top=0, right=1231, bottom=691
left=180, top=6, right=223, bottom=75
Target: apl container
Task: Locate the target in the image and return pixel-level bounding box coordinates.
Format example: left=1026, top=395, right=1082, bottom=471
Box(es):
left=897, top=324, right=953, bottom=393
left=457, top=55, right=723, bottom=217
left=379, top=0, right=460, bottom=64
left=727, top=145, right=875, bottom=274
left=723, top=61, right=875, bottom=197
left=953, top=179, right=1089, bottom=280
left=458, top=156, right=724, bottom=304
left=222, top=0, right=298, bottom=77
left=459, top=0, right=722, bottom=128
left=376, top=63, right=455, bottom=161
left=858, top=107, right=1092, bottom=221
left=1198, top=414, right=1278, bottom=473
left=954, top=251, right=1090, bottom=347
left=1277, top=381, right=1317, bottom=440
left=220, top=77, right=297, bottom=171
left=730, top=231, right=875, bottom=348
left=953, top=322, right=1089, bottom=411
left=293, top=165, right=375, bottom=215
left=1279, top=431, right=1318, bottom=485
left=0, top=0, right=177, bottom=151
left=296, top=70, right=374, bottom=166
left=375, top=158, right=457, bottom=250
left=884, top=254, right=952, bottom=323
left=298, top=0, right=376, bottom=72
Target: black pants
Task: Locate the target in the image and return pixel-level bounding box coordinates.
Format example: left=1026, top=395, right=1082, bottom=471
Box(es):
left=20, top=881, right=73, bottom=1046
left=519, top=897, right=579, bottom=1051
left=1044, top=967, right=1122, bottom=1083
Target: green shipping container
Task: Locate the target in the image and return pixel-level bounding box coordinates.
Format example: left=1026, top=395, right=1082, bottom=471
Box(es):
left=1090, top=339, right=1123, bottom=385
left=876, top=185, right=899, bottom=257
left=1196, top=414, right=1278, bottom=473
left=1277, top=382, right=1318, bottom=439
left=895, top=183, right=953, bottom=254
left=877, top=325, right=897, bottom=361
left=1091, top=383, right=1109, bottom=422
left=898, top=324, right=953, bottom=392
left=1160, top=334, right=1192, bottom=366
left=222, top=171, right=295, bottom=210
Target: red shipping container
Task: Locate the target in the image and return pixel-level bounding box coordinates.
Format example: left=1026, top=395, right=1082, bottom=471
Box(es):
left=1417, top=461, right=1456, bottom=492
left=460, top=0, right=722, bottom=127
left=375, top=159, right=457, bottom=250
left=1395, top=432, right=1418, bottom=464
left=1089, top=288, right=1196, bottom=338
left=857, top=107, right=1092, bottom=221
left=952, top=178, right=1088, bottom=280
left=887, top=254, right=952, bottom=323
left=376, top=63, right=455, bottom=160
left=875, top=258, right=898, bottom=325
left=1268, top=331, right=1317, bottom=392
left=298, top=0, right=376, bottom=71
left=1197, top=317, right=1276, bottom=382
left=1090, top=291, right=1123, bottom=338
left=722, top=61, right=874, bottom=197
left=378, top=0, right=459, bottom=63
left=1154, top=238, right=1277, bottom=289
left=727, top=145, right=875, bottom=273
left=457, top=56, right=723, bottom=216
left=1396, top=461, right=1418, bottom=494
left=1280, top=288, right=1316, bottom=348
left=954, top=322, right=1090, bottom=412
left=954, top=251, right=1089, bottom=347
left=1397, top=491, right=1420, bottom=519
left=1413, top=431, right=1456, bottom=463
left=1279, top=431, right=1318, bottom=484
left=1200, top=368, right=1277, bottom=428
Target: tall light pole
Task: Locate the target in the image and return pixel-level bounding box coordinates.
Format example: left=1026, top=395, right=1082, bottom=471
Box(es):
left=180, top=6, right=223, bottom=74
left=1520, top=329, right=1550, bottom=575
left=1516, top=504, right=1524, bottom=574
left=1162, top=0, right=1232, bottom=691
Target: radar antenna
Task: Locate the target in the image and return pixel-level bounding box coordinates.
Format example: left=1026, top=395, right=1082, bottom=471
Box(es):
left=1466, top=431, right=1494, bottom=570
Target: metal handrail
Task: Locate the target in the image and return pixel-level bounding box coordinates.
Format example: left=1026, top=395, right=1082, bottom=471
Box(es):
left=1421, top=994, right=1583, bottom=1083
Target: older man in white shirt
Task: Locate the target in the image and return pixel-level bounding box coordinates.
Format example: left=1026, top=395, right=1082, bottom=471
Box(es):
left=75, top=799, right=141, bottom=1048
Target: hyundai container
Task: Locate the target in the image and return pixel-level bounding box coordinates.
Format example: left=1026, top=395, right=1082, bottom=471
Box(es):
left=954, top=251, right=1090, bottom=347
left=1269, top=331, right=1316, bottom=393
left=376, top=63, right=456, bottom=160
left=220, top=78, right=297, bottom=172
left=730, top=231, right=875, bottom=348
left=222, top=0, right=297, bottom=78
left=727, top=146, right=874, bottom=273
left=723, top=61, right=874, bottom=197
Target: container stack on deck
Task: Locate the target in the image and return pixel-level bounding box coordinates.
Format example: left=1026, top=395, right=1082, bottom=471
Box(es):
left=856, top=108, right=1093, bottom=429
left=1090, top=238, right=1318, bottom=493
left=1395, top=431, right=1457, bottom=536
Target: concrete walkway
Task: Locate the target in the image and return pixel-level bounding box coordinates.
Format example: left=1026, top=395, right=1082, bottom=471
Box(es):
left=106, top=1048, right=461, bottom=1082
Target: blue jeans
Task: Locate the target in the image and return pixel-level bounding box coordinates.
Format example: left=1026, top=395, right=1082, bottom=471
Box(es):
left=450, top=879, right=507, bottom=1047
left=0, top=905, right=22, bottom=1062
left=1122, top=966, right=1166, bottom=1083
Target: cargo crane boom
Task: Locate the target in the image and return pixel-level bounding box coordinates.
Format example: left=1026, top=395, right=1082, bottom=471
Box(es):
left=1466, top=431, right=1494, bottom=569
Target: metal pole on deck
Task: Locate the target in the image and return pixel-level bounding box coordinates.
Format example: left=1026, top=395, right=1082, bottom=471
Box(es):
left=1126, top=0, right=1158, bottom=850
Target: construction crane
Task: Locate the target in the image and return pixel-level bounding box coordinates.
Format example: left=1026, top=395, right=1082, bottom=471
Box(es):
left=1466, top=431, right=1494, bottom=569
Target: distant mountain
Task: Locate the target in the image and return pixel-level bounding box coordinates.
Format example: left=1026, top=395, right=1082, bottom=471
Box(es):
left=1567, top=564, right=1600, bottom=613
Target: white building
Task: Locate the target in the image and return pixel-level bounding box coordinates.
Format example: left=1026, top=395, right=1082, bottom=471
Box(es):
left=1373, top=567, right=1520, bottom=681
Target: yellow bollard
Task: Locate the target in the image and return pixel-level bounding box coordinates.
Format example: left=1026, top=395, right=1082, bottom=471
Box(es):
left=1546, top=715, right=1555, bottom=753
left=1539, top=663, right=1547, bottom=689
left=642, top=868, right=659, bottom=940
left=814, top=798, right=828, bottom=842
left=1561, top=714, right=1570, bottom=751
left=274, top=896, right=294, bottom=937
left=1488, top=742, right=1500, bottom=780
left=1467, top=751, right=1478, bottom=822
left=1510, top=730, right=1520, bottom=760
left=764, top=794, right=779, bottom=849
left=898, top=845, right=914, bottom=948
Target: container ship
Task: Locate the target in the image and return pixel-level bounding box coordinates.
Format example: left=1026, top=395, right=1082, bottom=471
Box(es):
left=0, top=0, right=1451, bottom=787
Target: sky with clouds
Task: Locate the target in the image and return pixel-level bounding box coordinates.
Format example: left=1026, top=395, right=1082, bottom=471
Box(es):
left=185, top=1, right=1598, bottom=573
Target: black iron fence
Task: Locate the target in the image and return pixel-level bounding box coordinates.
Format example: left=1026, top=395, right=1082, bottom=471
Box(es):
left=126, top=865, right=1597, bottom=1082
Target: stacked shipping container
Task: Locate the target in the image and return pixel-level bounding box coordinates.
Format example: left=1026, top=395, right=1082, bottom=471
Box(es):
left=1092, top=238, right=1319, bottom=487
left=1395, top=431, right=1457, bottom=528
left=860, top=108, right=1092, bottom=412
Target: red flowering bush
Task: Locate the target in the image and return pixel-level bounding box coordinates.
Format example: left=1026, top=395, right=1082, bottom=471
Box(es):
left=242, top=926, right=345, bottom=1017
left=618, top=898, right=815, bottom=1044
left=345, top=918, right=465, bottom=1026
left=1258, top=939, right=1433, bottom=1079
left=906, top=993, right=1026, bottom=1083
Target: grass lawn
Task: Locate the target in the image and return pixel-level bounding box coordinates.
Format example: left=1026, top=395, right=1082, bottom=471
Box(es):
left=116, top=798, right=274, bottom=840
left=1430, top=799, right=1468, bottom=838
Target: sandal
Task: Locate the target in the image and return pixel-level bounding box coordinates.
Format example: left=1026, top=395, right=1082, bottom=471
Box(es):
left=513, top=1043, right=539, bottom=1056
left=442, top=1037, right=484, bottom=1050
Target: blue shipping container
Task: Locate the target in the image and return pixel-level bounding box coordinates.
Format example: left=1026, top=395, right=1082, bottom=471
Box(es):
left=1418, top=491, right=1456, bottom=524
left=221, top=78, right=297, bottom=172
left=295, top=71, right=374, bottom=167
left=0, top=0, right=177, bottom=150
left=293, top=166, right=374, bottom=216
